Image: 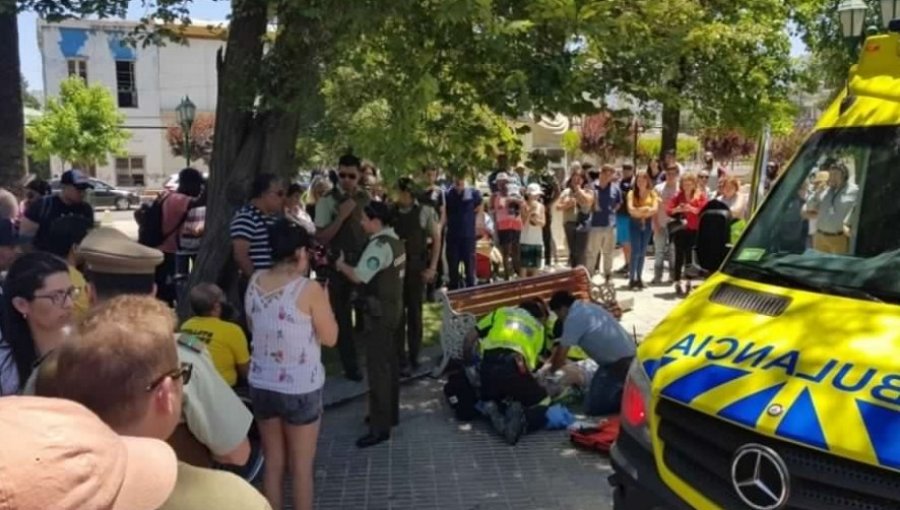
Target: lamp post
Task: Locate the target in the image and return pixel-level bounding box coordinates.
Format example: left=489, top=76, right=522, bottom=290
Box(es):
left=175, top=96, right=196, bottom=168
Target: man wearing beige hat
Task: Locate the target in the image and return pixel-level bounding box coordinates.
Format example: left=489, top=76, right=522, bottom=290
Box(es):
left=38, top=295, right=270, bottom=509
left=53, top=226, right=256, bottom=472
left=0, top=396, right=178, bottom=510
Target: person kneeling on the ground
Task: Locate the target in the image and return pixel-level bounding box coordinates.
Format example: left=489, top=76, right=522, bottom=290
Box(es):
left=181, top=283, right=251, bottom=388
left=463, top=299, right=550, bottom=445
left=547, top=291, right=636, bottom=416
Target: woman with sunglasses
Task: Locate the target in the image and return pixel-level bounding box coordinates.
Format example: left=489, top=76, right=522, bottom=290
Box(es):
left=0, top=252, right=75, bottom=395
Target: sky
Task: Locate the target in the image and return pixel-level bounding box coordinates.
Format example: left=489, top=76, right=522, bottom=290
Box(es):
left=18, top=1, right=809, bottom=94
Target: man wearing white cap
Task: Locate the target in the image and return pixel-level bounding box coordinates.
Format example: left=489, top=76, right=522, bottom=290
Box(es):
left=0, top=396, right=178, bottom=510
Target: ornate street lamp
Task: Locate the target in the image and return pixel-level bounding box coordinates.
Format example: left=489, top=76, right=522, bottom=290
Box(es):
left=175, top=96, right=196, bottom=167
left=880, top=0, right=900, bottom=27
left=838, top=0, right=869, bottom=39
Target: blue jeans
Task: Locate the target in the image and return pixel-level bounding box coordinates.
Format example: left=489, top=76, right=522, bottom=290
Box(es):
left=586, top=365, right=625, bottom=416
left=628, top=219, right=652, bottom=282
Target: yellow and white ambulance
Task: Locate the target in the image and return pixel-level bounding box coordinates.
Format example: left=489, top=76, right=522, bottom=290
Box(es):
left=609, top=28, right=900, bottom=510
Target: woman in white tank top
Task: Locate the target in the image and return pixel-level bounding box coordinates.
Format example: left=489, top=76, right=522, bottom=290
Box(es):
left=245, top=219, right=337, bottom=510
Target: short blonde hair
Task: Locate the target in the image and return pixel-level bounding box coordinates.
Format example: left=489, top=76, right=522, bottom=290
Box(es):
left=722, top=175, right=741, bottom=192
left=47, top=296, right=178, bottom=429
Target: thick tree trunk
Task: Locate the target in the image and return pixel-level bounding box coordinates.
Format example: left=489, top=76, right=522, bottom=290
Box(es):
left=0, top=3, right=25, bottom=187
left=182, top=0, right=328, bottom=318
left=182, top=0, right=269, bottom=318
left=660, top=102, right=680, bottom=160
left=258, top=6, right=326, bottom=178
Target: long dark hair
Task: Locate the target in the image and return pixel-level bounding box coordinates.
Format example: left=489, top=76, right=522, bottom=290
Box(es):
left=268, top=218, right=314, bottom=265
left=2, top=252, right=70, bottom=387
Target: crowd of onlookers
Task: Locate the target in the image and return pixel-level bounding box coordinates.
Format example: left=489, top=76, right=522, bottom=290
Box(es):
left=0, top=148, right=762, bottom=509
left=477, top=150, right=751, bottom=296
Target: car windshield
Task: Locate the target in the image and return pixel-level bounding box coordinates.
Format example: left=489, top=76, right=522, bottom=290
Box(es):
left=723, top=125, right=900, bottom=304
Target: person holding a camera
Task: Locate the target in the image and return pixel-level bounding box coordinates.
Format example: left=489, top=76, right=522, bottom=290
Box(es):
left=334, top=201, right=406, bottom=448
left=314, top=154, right=371, bottom=382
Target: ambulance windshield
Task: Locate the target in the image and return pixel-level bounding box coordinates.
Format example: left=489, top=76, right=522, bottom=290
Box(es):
left=724, top=125, right=900, bottom=304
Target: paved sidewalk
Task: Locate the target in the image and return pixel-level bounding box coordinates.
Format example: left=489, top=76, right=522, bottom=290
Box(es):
left=313, top=378, right=613, bottom=510
left=309, top=258, right=685, bottom=510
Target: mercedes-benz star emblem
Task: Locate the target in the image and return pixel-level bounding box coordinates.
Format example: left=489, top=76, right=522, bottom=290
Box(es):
left=731, top=444, right=790, bottom=510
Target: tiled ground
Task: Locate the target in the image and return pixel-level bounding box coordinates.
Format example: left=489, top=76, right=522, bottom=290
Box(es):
left=312, top=378, right=614, bottom=510
left=306, top=251, right=684, bottom=510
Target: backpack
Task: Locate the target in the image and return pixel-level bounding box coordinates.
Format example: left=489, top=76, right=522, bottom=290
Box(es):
left=696, top=200, right=732, bottom=272
left=135, top=193, right=187, bottom=247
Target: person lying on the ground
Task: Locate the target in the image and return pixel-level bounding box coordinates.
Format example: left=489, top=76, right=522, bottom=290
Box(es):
left=462, top=298, right=551, bottom=445
left=536, top=317, right=598, bottom=402
left=547, top=291, right=636, bottom=416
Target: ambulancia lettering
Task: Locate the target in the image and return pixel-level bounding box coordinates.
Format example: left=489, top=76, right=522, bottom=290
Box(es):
left=664, top=333, right=900, bottom=407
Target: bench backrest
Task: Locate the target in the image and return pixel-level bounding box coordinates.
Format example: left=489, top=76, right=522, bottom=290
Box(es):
left=446, top=267, right=592, bottom=318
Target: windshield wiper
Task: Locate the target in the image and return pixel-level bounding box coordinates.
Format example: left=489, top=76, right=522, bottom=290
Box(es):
left=727, top=261, right=883, bottom=303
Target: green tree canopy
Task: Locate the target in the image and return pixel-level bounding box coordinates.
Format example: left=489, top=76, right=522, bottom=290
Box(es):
left=26, top=77, right=129, bottom=169
left=791, top=0, right=889, bottom=90
left=585, top=0, right=801, bottom=154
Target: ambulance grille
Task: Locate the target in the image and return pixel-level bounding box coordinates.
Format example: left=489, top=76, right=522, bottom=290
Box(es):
left=657, top=398, right=900, bottom=510
left=708, top=282, right=791, bottom=317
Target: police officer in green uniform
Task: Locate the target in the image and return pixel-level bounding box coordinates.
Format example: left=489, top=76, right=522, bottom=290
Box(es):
left=315, top=154, right=371, bottom=381
left=335, top=201, right=406, bottom=448
left=51, top=227, right=257, bottom=476
left=394, top=177, right=441, bottom=376
left=463, top=299, right=551, bottom=445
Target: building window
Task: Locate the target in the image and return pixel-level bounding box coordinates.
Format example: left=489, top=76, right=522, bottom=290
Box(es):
left=115, top=60, right=137, bottom=108
left=67, top=59, right=87, bottom=81
left=115, top=156, right=145, bottom=187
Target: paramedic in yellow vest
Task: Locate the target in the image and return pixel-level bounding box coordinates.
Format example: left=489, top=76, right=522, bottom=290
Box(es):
left=463, top=299, right=550, bottom=445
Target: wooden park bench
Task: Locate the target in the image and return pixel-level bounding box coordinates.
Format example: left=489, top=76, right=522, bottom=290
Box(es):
left=433, top=266, right=630, bottom=376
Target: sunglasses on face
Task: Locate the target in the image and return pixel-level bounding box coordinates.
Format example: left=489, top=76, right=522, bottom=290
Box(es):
left=146, top=362, right=193, bottom=392
left=339, top=173, right=358, bottom=180
left=32, top=286, right=81, bottom=307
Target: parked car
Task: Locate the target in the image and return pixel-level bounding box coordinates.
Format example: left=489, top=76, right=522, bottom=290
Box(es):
left=50, top=178, right=141, bottom=210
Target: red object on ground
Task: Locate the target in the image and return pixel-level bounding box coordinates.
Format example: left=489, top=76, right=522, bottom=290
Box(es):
left=569, top=417, right=620, bottom=453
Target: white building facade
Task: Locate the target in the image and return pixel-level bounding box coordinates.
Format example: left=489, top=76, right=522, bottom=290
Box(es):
left=38, top=19, right=224, bottom=188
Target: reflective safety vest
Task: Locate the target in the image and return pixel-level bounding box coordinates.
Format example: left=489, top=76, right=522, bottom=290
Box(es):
left=545, top=316, right=589, bottom=361
left=480, top=307, right=545, bottom=371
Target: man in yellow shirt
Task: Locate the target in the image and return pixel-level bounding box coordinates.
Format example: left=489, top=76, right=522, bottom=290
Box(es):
left=180, top=283, right=250, bottom=387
